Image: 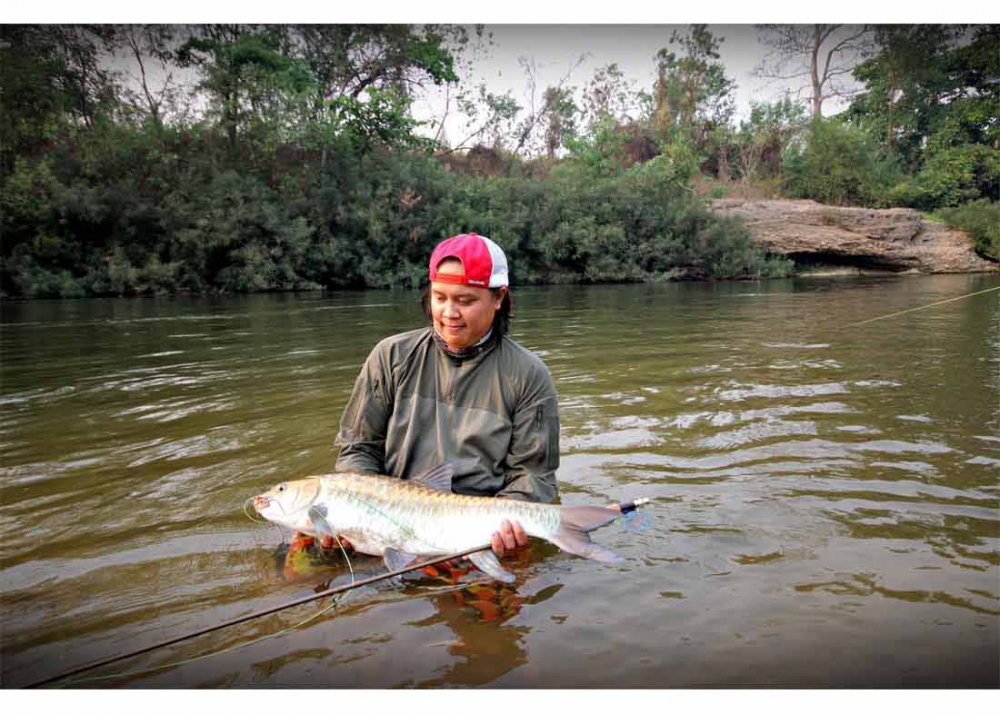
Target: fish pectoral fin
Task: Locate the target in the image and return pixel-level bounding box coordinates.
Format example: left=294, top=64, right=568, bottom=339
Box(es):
left=383, top=548, right=420, bottom=571
left=308, top=505, right=334, bottom=537
left=468, top=550, right=516, bottom=583
left=412, top=463, right=454, bottom=492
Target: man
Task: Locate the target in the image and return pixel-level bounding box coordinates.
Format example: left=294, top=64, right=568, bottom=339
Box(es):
left=333, top=233, right=561, bottom=559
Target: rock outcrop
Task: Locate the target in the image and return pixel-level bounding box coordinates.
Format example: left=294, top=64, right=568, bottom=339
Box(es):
left=711, top=198, right=999, bottom=274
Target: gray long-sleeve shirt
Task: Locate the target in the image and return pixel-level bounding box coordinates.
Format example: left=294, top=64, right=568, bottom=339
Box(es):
left=335, top=327, right=560, bottom=503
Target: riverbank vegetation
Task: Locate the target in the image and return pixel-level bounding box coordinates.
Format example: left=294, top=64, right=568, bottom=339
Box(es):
left=1, top=24, right=996, bottom=297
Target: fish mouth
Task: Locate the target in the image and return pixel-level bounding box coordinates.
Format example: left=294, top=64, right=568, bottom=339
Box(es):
left=254, top=478, right=321, bottom=518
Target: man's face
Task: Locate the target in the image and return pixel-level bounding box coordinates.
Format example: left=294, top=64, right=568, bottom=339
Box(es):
left=430, top=260, right=505, bottom=351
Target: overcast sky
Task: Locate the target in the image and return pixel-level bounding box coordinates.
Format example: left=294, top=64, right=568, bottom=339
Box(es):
left=53, top=11, right=991, bottom=150
left=409, top=24, right=851, bottom=144
left=98, top=23, right=852, bottom=145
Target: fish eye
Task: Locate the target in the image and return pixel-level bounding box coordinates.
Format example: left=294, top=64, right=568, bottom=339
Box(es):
left=277, top=484, right=286, bottom=492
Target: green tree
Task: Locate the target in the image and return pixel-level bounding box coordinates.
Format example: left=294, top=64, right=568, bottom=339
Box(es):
left=735, top=95, right=808, bottom=189
left=502, top=55, right=586, bottom=158
left=653, top=25, right=735, bottom=140
left=451, top=84, right=521, bottom=152
left=290, top=25, right=465, bottom=158
left=849, top=25, right=999, bottom=208
left=934, top=25, right=1000, bottom=153
left=541, top=85, right=579, bottom=158
left=784, top=117, right=902, bottom=206
left=581, top=63, right=641, bottom=132
left=1, top=23, right=797, bottom=297
left=651, top=25, right=736, bottom=179
left=0, top=25, right=119, bottom=175
left=848, top=25, right=956, bottom=169
left=176, top=25, right=313, bottom=164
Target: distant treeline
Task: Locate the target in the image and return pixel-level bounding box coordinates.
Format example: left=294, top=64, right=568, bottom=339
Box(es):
left=1, top=24, right=996, bottom=297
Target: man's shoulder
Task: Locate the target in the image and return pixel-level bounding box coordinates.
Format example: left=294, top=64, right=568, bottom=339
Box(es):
left=370, top=327, right=433, bottom=363
left=498, top=336, right=552, bottom=379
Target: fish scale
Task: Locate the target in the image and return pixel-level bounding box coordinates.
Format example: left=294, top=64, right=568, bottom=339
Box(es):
left=321, top=472, right=558, bottom=553
left=254, top=466, right=632, bottom=581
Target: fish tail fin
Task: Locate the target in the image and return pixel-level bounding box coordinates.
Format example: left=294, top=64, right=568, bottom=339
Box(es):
left=548, top=505, right=625, bottom=564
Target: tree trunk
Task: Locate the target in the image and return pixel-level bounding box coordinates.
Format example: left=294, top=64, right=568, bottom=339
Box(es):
left=886, top=69, right=897, bottom=155
left=654, top=71, right=671, bottom=140
left=811, top=26, right=823, bottom=117
left=717, top=145, right=730, bottom=182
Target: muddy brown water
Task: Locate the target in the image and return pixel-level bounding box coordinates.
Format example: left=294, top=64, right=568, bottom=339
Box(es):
left=2, top=275, right=998, bottom=688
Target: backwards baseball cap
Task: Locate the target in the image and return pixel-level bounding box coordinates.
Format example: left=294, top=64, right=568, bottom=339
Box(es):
left=428, top=233, right=509, bottom=288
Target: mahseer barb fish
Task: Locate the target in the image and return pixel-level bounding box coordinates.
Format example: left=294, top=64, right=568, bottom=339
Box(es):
left=253, top=464, right=637, bottom=582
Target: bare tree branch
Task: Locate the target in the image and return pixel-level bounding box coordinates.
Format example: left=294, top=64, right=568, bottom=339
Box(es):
left=755, top=23, right=873, bottom=116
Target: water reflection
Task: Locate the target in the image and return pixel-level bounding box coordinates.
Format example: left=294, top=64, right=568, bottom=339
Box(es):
left=406, top=582, right=530, bottom=686
left=275, top=539, right=557, bottom=687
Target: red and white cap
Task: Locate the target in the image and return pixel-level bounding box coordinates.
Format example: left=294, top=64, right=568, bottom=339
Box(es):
left=428, top=233, right=509, bottom=288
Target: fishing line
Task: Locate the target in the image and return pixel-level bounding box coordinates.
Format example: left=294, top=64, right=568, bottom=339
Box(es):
left=242, top=496, right=268, bottom=522
left=31, top=499, right=648, bottom=688
left=49, top=534, right=358, bottom=688
left=243, top=496, right=284, bottom=542
left=617, top=508, right=652, bottom=533
left=840, top=284, right=1000, bottom=329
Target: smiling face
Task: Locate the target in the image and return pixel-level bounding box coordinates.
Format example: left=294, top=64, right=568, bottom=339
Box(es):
left=430, top=259, right=505, bottom=351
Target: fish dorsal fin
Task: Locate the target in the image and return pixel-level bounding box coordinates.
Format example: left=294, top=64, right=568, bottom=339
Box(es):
left=413, top=463, right=454, bottom=492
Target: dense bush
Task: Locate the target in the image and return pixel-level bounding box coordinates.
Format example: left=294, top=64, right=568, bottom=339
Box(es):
left=0, top=135, right=792, bottom=298
left=5, top=24, right=995, bottom=298
left=889, top=145, right=1000, bottom=211
left=783, top=119, right=902, bottom=207
left=937, top=199, right=1000, bottom=262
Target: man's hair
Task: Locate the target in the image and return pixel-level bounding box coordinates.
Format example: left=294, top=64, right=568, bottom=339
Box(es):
left=421, top=287, right=514, bottom=338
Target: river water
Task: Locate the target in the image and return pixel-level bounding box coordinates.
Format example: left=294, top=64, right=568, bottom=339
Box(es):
left=1, top=275, right=998, bottom=688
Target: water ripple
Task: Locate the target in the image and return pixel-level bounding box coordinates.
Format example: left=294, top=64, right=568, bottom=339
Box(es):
left=714, top=382, right=850, bottom=402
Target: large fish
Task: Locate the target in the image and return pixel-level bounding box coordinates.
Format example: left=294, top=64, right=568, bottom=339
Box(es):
left=253, top=464, right=627, bottom=583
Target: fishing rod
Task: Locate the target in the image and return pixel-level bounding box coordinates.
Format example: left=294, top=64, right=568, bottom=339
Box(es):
left=28, top=498, right=650, bottom=689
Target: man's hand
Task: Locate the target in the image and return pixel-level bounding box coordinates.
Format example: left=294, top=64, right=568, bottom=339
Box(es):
left=491, top=519, right=529, bottom=558
left=320, top=534, right=354, bottom=551
left=293, top=531, right=354, bottom=552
